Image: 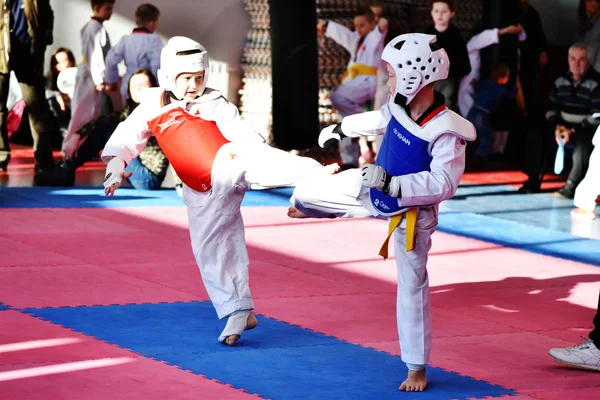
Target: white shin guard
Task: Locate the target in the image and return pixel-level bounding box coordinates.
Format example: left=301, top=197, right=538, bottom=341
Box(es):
left=218, top=310, right=254, bottom=343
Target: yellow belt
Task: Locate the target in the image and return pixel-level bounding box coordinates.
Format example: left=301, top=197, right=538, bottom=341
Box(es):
left=81, top=57, right=87, bottom=64
left=341, top=64, right=378, bottom=83
left=378, top=208, right=418, bottom=259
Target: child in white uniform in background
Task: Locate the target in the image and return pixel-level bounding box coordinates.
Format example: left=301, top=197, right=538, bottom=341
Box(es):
left=318, top=6, right=387, bottom=167
left=62, top=0, right=115, bottom=160
left=101, top=37, right=338, bottom=345
left=288, top=33, right=476, bottom=391
left=104, top=3, right=164, bottom=103
left=571, top=120, right=600, bottom=220
left=458, top=24, right=525, bottom=118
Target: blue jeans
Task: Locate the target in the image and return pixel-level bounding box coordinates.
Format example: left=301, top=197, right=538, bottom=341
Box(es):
left=467, top=107, right=493, bottom=158
left=125, top=157, right=165, bottom=190
left=64, top=118, right=165, bottom=190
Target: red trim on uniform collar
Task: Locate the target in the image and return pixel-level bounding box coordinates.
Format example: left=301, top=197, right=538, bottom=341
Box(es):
left=418, top=104, right=446, bottom=126
left=132, top=27, right=151, bottom=34
left=411, top=91, right=447, bottom=127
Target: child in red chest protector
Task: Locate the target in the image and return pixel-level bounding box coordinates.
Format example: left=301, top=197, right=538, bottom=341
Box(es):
left=101, top=36, right=339, bottom=345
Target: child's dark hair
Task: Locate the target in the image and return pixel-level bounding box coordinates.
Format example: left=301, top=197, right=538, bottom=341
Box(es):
left=136, top=3, right=160, bottom=26
left=489, top=64, right=510, bottom=82
left=357, top=5, right=376, bottom=22
left=363, top=0, right=383, bottom=8
left=430, top=0, right=455, bottom=12
left=125, top=69, right=158, bottom=113
left=48, top=48, right=76, bottom=89
left=91, top=0, right=115, bottom=8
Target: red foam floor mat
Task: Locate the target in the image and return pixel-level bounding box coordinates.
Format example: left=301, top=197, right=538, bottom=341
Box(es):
left=2, top=206, right=599, bottom=398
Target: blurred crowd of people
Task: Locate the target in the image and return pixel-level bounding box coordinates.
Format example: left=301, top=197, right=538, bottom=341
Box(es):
left=1, top=0, right=176, bottom=190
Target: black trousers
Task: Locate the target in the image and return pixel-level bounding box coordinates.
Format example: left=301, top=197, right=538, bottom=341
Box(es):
left=0, top=45, right=56, bottom=169
left=520, top=70, right=547, bottom=184
left=565, top=129, right=594, bottom=185
left=590, top=291, right=600, bottom=347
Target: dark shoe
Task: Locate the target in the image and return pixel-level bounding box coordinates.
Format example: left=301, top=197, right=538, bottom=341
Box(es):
left=0, top=154, right=10, bottom=171
left=34, top=165, right=75, bottom=187
left=34, top=159, right=57, bottom=173
left=488, top=153, right=505, bottom=163
left=554, top=181, right=576, bottom=199
left=518, top=179, right=541, bottom=194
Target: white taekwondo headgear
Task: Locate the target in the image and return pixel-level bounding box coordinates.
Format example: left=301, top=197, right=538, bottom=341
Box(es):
left=157, top=36, right=209, bottom=97
left=381, top=33, right=449, bottom=105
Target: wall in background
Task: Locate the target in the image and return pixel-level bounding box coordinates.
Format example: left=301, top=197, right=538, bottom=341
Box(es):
left=529, top=0, right=578, bottom=46
left=47, top=0, right=250, bottom=103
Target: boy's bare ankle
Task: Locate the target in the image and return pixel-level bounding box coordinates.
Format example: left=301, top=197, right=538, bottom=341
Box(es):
left=399, top=368, right=428, bottom=392
left=287, top=206, right=309, bottom=218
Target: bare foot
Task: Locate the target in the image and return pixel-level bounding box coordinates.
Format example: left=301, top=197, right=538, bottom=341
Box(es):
left=287, top=206, right=309, bottom=219
left=223, top=313, right=258, bottom=345
left=399, top=369, right=428, bottom=392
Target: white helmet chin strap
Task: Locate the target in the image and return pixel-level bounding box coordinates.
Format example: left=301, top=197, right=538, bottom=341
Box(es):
left=381, top=33, right=450, bottom=105
left=157, top=36, right=209, bottom=98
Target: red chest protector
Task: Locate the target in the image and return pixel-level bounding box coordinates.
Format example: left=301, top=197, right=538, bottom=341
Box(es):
left=147, top=95, right=230, bottom=192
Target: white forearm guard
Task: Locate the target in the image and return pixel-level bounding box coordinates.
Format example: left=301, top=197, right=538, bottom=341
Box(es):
left=103, top=157, right=126, bottom=189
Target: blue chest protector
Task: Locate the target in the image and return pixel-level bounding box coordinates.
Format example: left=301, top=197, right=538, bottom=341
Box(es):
left=370, top=116, right=432, bottom=215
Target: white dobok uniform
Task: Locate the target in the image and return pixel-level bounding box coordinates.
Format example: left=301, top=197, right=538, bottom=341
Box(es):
left=574, top=125, right=600, bottom=211
left=102, top=87, right=322, bottom=319
left=458, top=28, right=526, bottom=117
left=104, top=30, right=164, bottom=102
left=64, top=19, right=111, bottom=153
left=326, top=21, right=387, bottom=165
left=291, top=99, right=476, bottom=365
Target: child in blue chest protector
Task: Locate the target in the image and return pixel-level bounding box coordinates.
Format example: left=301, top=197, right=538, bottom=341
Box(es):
left=288, top=33, right=476, bottom=391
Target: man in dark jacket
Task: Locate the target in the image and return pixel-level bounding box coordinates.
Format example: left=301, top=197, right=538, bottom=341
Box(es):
left=0, top=0, right=56, bottom=175
left=517, top=0, right=550, bottom=193
left=545, top=43, right=600, bottom=199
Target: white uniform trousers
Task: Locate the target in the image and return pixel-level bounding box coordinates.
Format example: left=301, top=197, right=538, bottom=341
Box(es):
left=63, top=66, right=105, bottom=153
left=574, top=143, right=600, bottom=211
left=331, top=76, right=377, bottom=166
left=291, top=169, right=435, bottom=365
left=184, top=142, right=322, bottom=319
left=68, top=66, right=104, bottom=136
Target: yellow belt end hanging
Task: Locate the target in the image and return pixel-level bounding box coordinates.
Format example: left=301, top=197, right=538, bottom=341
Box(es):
left=404, top=208, right=418, bottom=252
left=377, top=208, right=418, bottom=259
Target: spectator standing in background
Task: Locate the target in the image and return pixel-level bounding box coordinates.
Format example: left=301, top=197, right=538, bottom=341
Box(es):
left=0, top=0, right=57, bottom=175
left=517, top=0, right=549, bottom=194
left=576, top=0, right=600, bottom=73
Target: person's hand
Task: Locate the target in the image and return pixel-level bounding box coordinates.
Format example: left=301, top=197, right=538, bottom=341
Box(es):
left=95, top=83, right=106, bottom=92
left=62, top=133, right=81, bottom=160
left=499, top=25, right=521, bottom=35
left=103, top=157, right=133, bottom=196
left=555, top=125, right=574, bottom=145
left=539, top=51, right=548, bottom=68
left=378, top=17, right=388, bottom=32
left=317, top=19, right=328, bottom=35
left=361, top=163, right=387, bottom=191
left=56, top=93, right=67, bottom=112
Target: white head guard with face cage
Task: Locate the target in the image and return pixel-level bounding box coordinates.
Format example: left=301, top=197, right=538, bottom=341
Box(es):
left=157, top=36, right=209, bottom=97
left=381, top=33, right=449, bottom=105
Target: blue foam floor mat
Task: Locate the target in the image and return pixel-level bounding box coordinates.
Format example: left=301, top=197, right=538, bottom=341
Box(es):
left=2, top=185, right=599, bottom=266
left=0, top=187, right=294, bottom=208
left=22, top=302, right=515, bottom=400
left=438, top=210, right=600, bottom=266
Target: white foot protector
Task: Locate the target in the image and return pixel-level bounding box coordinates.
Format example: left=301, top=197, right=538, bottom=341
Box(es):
left=218, top=310, right=257, bottom=345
